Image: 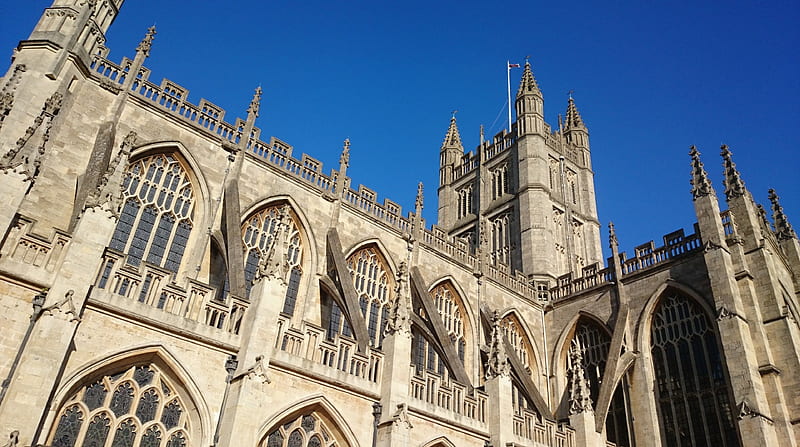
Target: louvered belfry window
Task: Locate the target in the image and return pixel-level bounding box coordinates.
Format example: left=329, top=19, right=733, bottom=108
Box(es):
left=650, top=292, right=739, bottom=446
left=48, top=364, right=190, bottom=447
left=109, top=154, right=194, bottom=273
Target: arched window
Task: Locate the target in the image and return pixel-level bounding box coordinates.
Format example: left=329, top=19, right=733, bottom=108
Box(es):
left=490, top=213, right=511, bottom=265
left=260, top=412, right=344, bottom=447
left=457, top=185, right=473, bottom=219
left=346, top=246, right=393, bottom=348
left=431, top=283, right=467, bottom=361
left=650, top=292, right=738, bottom=446
left=48, top=364, right=191, bottom=447
left=242, top=204, right=303, bottom=315
left=501, top=314, right=536, bottom=375
left=109, top=153, right=195, bottom=273
left=569, top=319, right=632, bottom=447
left=411, top=329, right=449, bottom=379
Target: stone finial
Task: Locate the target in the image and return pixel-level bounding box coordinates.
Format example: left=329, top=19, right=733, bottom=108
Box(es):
left=85, top=130, right=137, bottom=215
left=386, top=261, right=412, bottom=336
left=247, top=86, right=262, bottom=119
left=136, top=26, right=157, bottom=58
left=0, top=90, right=63, bottom=181
left=756, top=204, right=773, bottom=232
left=516, top=60, right=541, bottom=97
left=564, top=96, right=585, bottom=130
left=255, top=206, right=291, bottom=284
left=689, top=146, right=713, bottom=200
left=608, top=222, right=618, bottom=251
left=720, top=144, right=747, bottom=201
left=768, top=189, right=796, bottom=241
left=485, top=310, right=511, bottom=379
left=339, top=138, right=350, bottom=168
left=441, top=113, right=463, bottom=151
left=415, top=182, right=424, bottom=215
left=567, top=340, right=593, bottom=415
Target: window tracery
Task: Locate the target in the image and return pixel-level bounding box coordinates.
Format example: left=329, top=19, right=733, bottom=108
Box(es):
left=569, top=320, right=632, bottom=447
left=109, top=153, right=195, bottom=273
left=650, top=292, right=738, bottom=446
left=261, top=412, right=341, bottom=447
left=491, top=163, right=510, bottom=200
left=48, top=364, right=191, bottom=447
left=346, top=246, right=393, bottom=347
left=490, top=213, right=511, bottom=266
left=500, top=315, right=535, bottom=373
left=456, top=184, right=474, bottom=219
left=242, top=204, right=303, bottom=313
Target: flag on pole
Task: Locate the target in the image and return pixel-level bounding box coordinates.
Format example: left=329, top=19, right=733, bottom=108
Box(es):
left=508, top=63, right=521, bottom=68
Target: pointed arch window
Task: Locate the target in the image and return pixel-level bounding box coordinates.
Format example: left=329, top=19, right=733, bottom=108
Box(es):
left=346, top=247, right=393, bottom=348
left=500, top=315, right=536, bottom=375
left=569, top=320, right=633, bottom=447
left=490, top=213, right=511, bottom=266
left=260, top=412, right=342, bottom=447
left=491, top=163, right=510, bottom=200
left=457, top=184, right=474, bottom=219
left=431, top=283, right=467, bottom=363
left=48, top=364, right=191, bottom=447
left=242, top=204, right=304, bottom=315
left=650, top=292, right=738, bottom=446
left=109, top=154, right=195, bottom=273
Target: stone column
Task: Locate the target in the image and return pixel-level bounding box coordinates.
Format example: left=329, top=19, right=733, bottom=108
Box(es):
left=375, top=262, right=413, bottom=447
left=0, top=205, right=117, bottom=445
left=216, top=208, right=291, bottom=447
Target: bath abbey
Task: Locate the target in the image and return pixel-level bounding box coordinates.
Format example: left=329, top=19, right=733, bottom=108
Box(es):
left=1, top=1, right=799, bottom=446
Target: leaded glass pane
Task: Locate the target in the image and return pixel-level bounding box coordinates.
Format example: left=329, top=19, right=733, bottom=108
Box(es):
left=82, top=413, right=111, bottom=447
left=138, top=426, right=162, bottom=447
left=301, top=414, right=316, bottom=432
left=135, top=389, right=159, bottom=422
left=83, top=381, right=107, bottom=411
left=165, top=432, right=187, bottom=447
left=161, top=399, right=182, bottom=429
left=111, top=419, right=137, bottom=447
left=133, top=366, right=155, bottom=386
left=347, top=247, right=392, bottom=348
left=308, top=435, right=322, bottom=447
left=266, top=431, right=283, bottom=447
left=110, top=382, right=135, bottom=417
left=110, top=200, right=140, bottom=252
left=146, top=214, right=175, bottom=265
left=287, top=429, right=303, bottom=447
left=282, top=267, right=301, bottom=316
left=52, top=405, right=83, bottom=447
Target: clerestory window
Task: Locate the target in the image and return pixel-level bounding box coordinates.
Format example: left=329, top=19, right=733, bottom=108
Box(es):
left=346, top=246, right=393, bottom=348
left=109, top=153, right=195, bottom=273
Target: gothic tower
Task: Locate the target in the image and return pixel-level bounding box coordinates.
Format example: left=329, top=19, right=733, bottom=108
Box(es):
left=437, top=61, right=602, bottom=284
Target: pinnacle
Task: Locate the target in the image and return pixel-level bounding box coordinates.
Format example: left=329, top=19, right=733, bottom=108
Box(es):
left=608, top=221, right=618, bottom=251
left=516, top=61, right=541, bottom=98
left=768, top=188, right=797, bottom=241
left=564, top=96, right=585, bottom=130
left=247, top=86, right=262, bottom=119
left=136, top=26, right=157, bottom=58
left=689, top=145, right=714, bottom=200
left=720, top=144, right=747, bottom=201
left=440, top=113, right=463, bottom=151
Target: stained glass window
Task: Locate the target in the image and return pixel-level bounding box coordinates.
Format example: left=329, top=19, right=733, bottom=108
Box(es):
left=108, top=153, right=195, bottom=273
left=48, top=364, right=191, bottom=447
left=261, top=413, right=340, bottom=447
left=651, top=292, right=739, bottom=446
left=346, top=246, right=393, bottom=348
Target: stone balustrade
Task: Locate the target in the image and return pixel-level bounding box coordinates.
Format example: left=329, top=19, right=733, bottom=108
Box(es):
left=408, top=367, right=487, bottom=423
left=1, top=216, right=70, bottom=273
left=512, top=407, right=576, bottom=447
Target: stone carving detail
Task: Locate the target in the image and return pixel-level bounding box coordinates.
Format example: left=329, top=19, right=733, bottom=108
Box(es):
left=244, top=355, right=271, bottom=384
left=247, top=86, right=262, bottom=118
left=720, top=145, right=747, bottom=201
left=768, top=189, right=796, bottom=241
left=485, top=310, right=511, bottom=379
left=0, top=91, right=63, bottom=181
left=736, top=400, right=772, bottom=423
left=689, top=146, right=713, bottom=200
left=385, top=261, right=412, bottom=336
left=85, top=131, right=137, bottom=216
left=715, top=306, right=745, bottom=322
left=567, top=340, right=593, bottom=415
left=339, top=138, right=350, bottom=168
left=0, top=64, right=26, bottom=129
left=415, top=182, right=424, bottom=215
left=98, top=77, right=122, bottom=94
left=254, top=206, right=292, bottom=284
left=43, top=289, right=81, bottom=322
left=136, top=26, right=157, bottom=58
left=391, top=403, right=413, bottom=430
left=1, top=431, right=18, bottom=447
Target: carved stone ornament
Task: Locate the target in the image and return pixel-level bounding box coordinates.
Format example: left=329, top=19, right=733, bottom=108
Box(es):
left=414, top=182, right=424, bottom=214
left=391, top=403, right=413, bottom=430
left=720, top=145, right=747, bottom=201
left=42, top=289, right=81, bottom=322
left=85, top=130, right=137, bottom=216
left=136, top=26, right=157, bottom=58
left=689, top=146, right=713, bottom=200
left=1, top=430, right=19, bottom=447
left=98, top=77, right=123, bottom=94
left=0, top=64, right=26, bottom=129
left=385, top=261, right=412, bottom=337
left=244, top=355, right=271, bottom=384
left=0, top=90, right=63, bottom=181
left=736, top=400, right=773, bottom=424
left=567, top=340, right=594, bottom=415
left=485, top=310, right=511, bottom=380
left=768, top=189, right=797, bottom=241
left=339, top=138, right=350, bottom=168
left=254, top=206, right=291, bottom=284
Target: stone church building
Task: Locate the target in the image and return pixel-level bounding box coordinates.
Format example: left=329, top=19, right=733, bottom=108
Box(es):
left=0, top=1, right=798, bottom=446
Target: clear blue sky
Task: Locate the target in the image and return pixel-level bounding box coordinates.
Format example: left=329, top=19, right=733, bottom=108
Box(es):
left=2, top=1, right=798, bottom=260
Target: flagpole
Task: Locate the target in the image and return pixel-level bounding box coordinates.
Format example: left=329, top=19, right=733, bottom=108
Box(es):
left=506, top=60, right=512, bottom=133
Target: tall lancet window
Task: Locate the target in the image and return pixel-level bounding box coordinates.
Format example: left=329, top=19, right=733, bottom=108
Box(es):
left=569, top=320, right=633, bottom=447
left=346, top=246, right=393, bottom=348
left=490, top=213, right=511, bottom=266
left=650, top=292, right=738, bottom=447
left=431, top=283, right=467, bottom=362
left=241, top=204, right=303, bottom=315
left=109, top=153, right=195, bottom=273
left=48, top=364, right=192, bottom=447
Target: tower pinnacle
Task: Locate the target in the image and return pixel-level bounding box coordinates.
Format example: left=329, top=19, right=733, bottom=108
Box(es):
left=689, top=146, right=713, bottom=200
left=136, top=26, right=157, bottom=58
left=564, top=96, right=585, bottom=130
left=768, top=189, right=796, bottom=241
left=441, top=113, right=463, bottom=151
left=720, top=144, right=747, bottom=201
left=516, top=61, right=541, bottom=98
